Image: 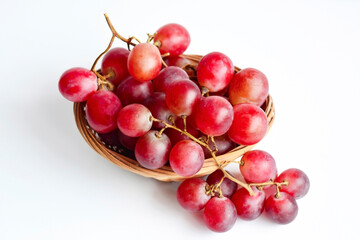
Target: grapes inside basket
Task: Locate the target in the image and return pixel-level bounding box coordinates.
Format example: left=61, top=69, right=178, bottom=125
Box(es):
left=59, top=14, right=310, bottom=232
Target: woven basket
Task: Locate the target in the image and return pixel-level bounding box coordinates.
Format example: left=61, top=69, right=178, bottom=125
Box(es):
left=73, top=54, right=275, bottom=182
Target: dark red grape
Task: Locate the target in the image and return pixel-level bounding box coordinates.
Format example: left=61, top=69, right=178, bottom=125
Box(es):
left=59, top=67, right=97, bottom=102
left=206, top=169, right=237, bottom=198
left=202, top=134, right=236, bottom=158
left=197, top=52, right=234, bottom=92
left=85, top=90, right=122, bottom=133
left=229, top=68, right=269, bottom=106
left=231, top=186, right=265, bottom=220
left=143, top=92, right=176, bottom=129
left=176, top=178, right=210, bottom=212
left=154, top=23, right=190, bottom=56
left=127, top=43, right=162, bottom=82
left=275, top=168, right=310, bottom=199
left=135, top=130, right=171, bottom=169
left=165, top=118, right=199, bottom=145
left=117, top=104, right=153, bottom=137
left=115, top=76, right=153, bottom=106
left=194, top=96, right=234, bottom=136
left=153, top=66, right=189, bottom=93
left=240, top=150, right=277, bottom=183
left=265, top=192, right=298, bottom=224
left=118, top=130, right=139, bottom=151
left=101, top=47, right=130, bottom=86
left=169, top=140, right=204, bottom=177
left=98, top=129, right=121, bottom=148
left=164, top=56, right=190, bottom=68
left=227, top=103, right=268, bottom=146
left=165, top=79, right=201, bottom=116
left=203, top=197, right=237, bottom=232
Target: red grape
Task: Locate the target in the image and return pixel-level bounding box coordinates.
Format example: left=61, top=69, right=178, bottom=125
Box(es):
left=85, top=90, right=122, bottom=133
left=203, top=197, right=237, bottom=233
left=194, top=96, right=234, bottom=136
left=265, top=192, right=298, bottom=224
left=202, top=134, right=236, bottom=158
left=135, top=130, right=171, bottom=169
left=231, top=186, right=265, bottom=220
left=164, top=56, right=190, bottom=68
left=165, top=118, right=199, bottom=145
left=275, top=168, right=310, bottom=199
left=197, top=52, right=234, bottom=92
left=240, top=150, right=277, bottom=183
left=118, top=130, right=139, bottom=151
left=229, top=68, right=269, bottom=106
left=115, top=76, right=153, bottom=106
left=227, top=103, right=268, bottom=146
left=98, top=129, right=121, bottom=148
left=154, top=23, right=190, bottom=56
left=101, top=47, right=130, bottom=86
left=165, top=79, right=201, bottom=116
left=143, top=92, right=176, bottom=129
left=127, top=43, right=162, bottom=82
left=206, top=170, right=237, bottom=198
left=117, top=104, right=153, bottom=137
left=153, top=66, right=189, bottom=93
left=169, top=140, right=204, bottom=177
left=176, top=178, right=210, bottom=212
left=59, top=67, right=97, bottom=102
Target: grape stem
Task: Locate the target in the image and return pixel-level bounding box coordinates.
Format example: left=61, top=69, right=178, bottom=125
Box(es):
left=151, top=116, right=288, bottom=196
left=90, top=13, right=139, bottom=89
left=151, top=116, right=255, bottom=195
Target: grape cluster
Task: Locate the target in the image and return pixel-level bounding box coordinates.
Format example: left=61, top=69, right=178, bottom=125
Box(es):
left=59, top=14, right=310, bottom=232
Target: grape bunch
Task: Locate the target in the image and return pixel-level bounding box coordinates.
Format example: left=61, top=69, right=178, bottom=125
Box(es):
left=59, top=14, right=310, bottom=232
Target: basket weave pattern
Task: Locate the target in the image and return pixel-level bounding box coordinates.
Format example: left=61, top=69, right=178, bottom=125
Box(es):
left=74, top=55, right=275, bottom=182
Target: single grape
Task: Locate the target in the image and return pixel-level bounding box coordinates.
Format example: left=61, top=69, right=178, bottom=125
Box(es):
left=127, top=43, right=162, bottom=82
left=135, top=130, right=171, bottom=169
left=101, top=47, right=130, bottom=86
left=118, top=130, right=139, bottom=151
left=203, top=197, right=237, bottom=233
left=165, top=79, right=201, bottom=116
left=85, top=90, right=122, bottom=133
left=117, top=104, right=153, bottom=137
left=197, top=52, right=234, bottom=92
left=98, top=129, right=122, bottom=148
left=265, top=192, right=298, bottom=224
left=240, top=150, right=277, bottom=183
left=115, top=76, right=153, bottom=106
left=153, top=66, right=189, bottom=93
left=275, top=168, right=310, bottom=199
left=154, top=23, right=190, bottom=56
left=206, top=169, right=237, bottom=198
left=143, top=92, right=176, bottom=129
left=165, top=117, right=199, bottom=145
left=231, top=186, right=265, bottom=220
left=58, top=67, right=97, bottom=102
left=169, top=140, right=204, bottom=177
left=194, top=96, right=234, bottom=136
left=164, top=56, right=190, bottom=68
left=202, top=134, right=236, bottom=158
left=176, top=178, right=211, bottom=212
left=229, top=68, right=269, bottom=106
left=227, top=103, right=268, bottom=146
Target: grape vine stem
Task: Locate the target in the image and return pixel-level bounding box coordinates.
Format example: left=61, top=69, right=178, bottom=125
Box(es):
left=151, top=116, right=255, bottom=195
left=90, top=13, right=137, bottom=89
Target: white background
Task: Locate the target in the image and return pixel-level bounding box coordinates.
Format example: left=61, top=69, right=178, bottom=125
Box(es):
left=1, top=0, right=360, bottom=239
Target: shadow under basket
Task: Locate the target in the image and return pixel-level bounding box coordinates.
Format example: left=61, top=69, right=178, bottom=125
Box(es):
left=73, top=54, right=275, bottom=182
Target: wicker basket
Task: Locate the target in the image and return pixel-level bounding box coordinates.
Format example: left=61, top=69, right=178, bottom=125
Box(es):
left=73, top=54, right=275, bottom=182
